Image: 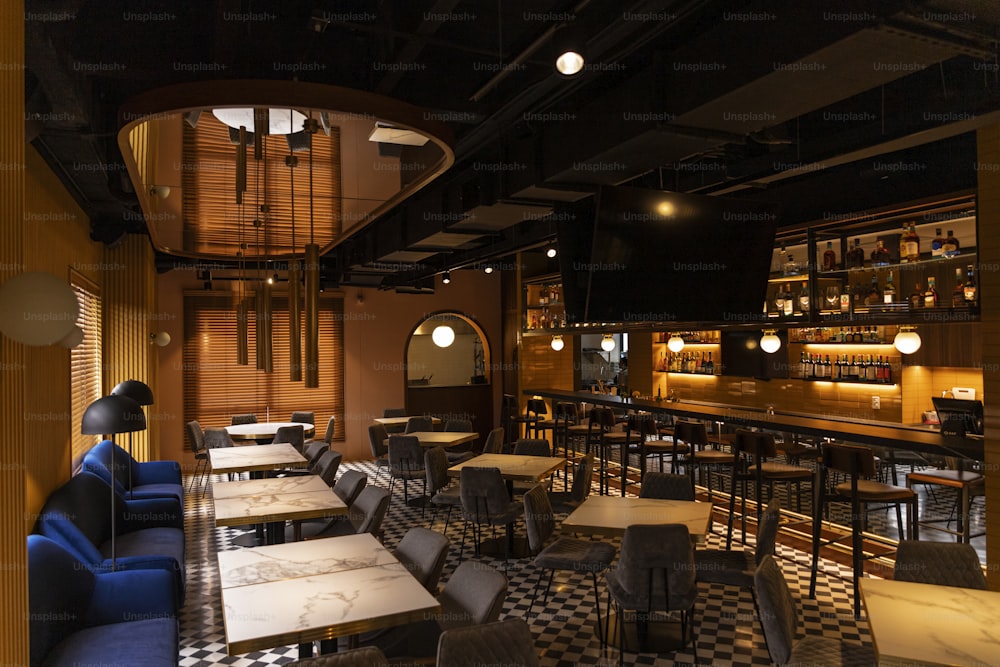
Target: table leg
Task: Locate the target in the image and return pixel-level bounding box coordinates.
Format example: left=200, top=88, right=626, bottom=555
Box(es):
left=620, top=441, right=627, bottom=496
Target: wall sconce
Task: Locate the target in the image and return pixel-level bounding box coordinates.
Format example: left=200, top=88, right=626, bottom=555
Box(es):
left=442, top=270, right=451, bottom=284
left=760, top=330, right=781, bottom=354
left=666, top=334, right=685, bottom=353
left=150, top=331, right=171, bottom=347
left=149, top=185, right=171, bottom=199
left=432, top=324, right=455, bottom=348
left=893, top=325, right=921, bottom=354
left=550, top=335, right=564, bottom=351
left=0, top=271, right=79, bottom=346
left=600, top=334, right=615, bottom=352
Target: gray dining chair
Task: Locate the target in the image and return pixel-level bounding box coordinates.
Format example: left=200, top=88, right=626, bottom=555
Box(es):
left=548, top=453, right=595, bottom=513
left=368, top=423, right=391, bottom=482
left=695, top=498, right=780, bottom=590
left=314, top=485, right=391, bottom=540
left=230, top=413, right=257, bottom=425
left=405, top=416, right=435, bottom=433
left=387, top=434, right=426, bottom=509
left=482, top=426, right=505, bottom=455
left=273, top=424, right=305, bottom=453
left=393, top=526, right=450, bottom=594
left=893, top=539, right=987, bottom=589
left=437, top=618, right=541, bottom=667
left=459, top=467, right=522, bottom=560
left=184, top=420, right=208, bottom=494
left=443, top=418, right=477, bottom=464
left=425, top=446, right=462, bottom=536
left=283, top=646, right=388, bottom=667
left=332, top=469, right=367, bottom=506
left=290, top=410, right=315, bottom=425
left=383, top=408, right=406, bottom=418
left=639, top=471, right=695, bottom=501
left=204, top=427, right=237, bottom=481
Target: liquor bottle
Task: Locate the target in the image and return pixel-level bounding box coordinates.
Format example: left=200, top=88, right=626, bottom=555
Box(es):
left=866, top=355, right=878, bottom=382
left=847, top=238, right=865, bottom=269
left=774, top=286, right=786, bottom=315
left=952, top=267, right=965, bottom=308
left=865, top=273, right=881, bottom=305
left=882, top=357, right=892, bottom=384
left=943, top=230, right=960, bottom=257
left=931, top=228, right=945, bottom=257
left=706, top=352, right=714, bottom=374
left=783, top=254, right=800, bottom=276
left=539, top=285, right=548, bottom=306
left=904, top=224, right=921, bottom=262
left=964, top=264, right=977, bottom=304
left=923, top=276, right=938, bottom=308
left=823, top=241, right=838, bottom=271
left=782, top=285, right=794, bottom=317
left=849, top=355, right=860, bottom=380
left=798, top=281, right=810, bottom=313
left=870, top=239, right=890, bottom=266
left=799, top=352, right=809, bottom=379
left=824, top=355, right=833, bottom=378
left=539, top=307, right=549, bottom=328
left=909, top=281, right=923, bottom=310
left=883, top=270, right=896, bottom=304
left=899, top=222, right=909, bottom=263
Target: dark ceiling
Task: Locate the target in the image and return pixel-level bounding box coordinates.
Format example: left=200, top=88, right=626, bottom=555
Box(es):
left=24, top=0, right=1000, bottom=290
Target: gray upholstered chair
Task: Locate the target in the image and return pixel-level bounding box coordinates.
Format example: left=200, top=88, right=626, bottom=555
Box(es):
left=230, top=413, right=257, bottom=425
left=303, top=440, right=329, bottom=468
left=443, top=418, right=477, bottom=464
left=393, top=526, right=449, bottom=594
left=405, top=416, right=435, bottom=433
left=388, top=434, right=425, bottom=508
left=383, top=407, right=407, bottom=417
left=314, top=486, right=391, bottom=540
left=273, top=424, right=305, bottom=453
left=514, top=438, right=551, bottom=457
left=459, top=467, right=522, bottom=559
left=893, top=539, right=987, bottom=589
left=332, top=469, right=367, bottom=506
left=204, top=427, right=237, bottom=481
left=313, top=450, right=343, bottom=487
left=674, top=420, right=733, bottom=496
left=482, top=426, right=505, bottom=455
left=444, top=418, right=473, bottom=432
left=368, top=423, right=391, bottom=481
left=522, top=484, right=615, bottom=620
left=605, top=524, right=699, bottom=664
left=322, top=415, right=337, bottom=445
left=548, top=453, right=595, bottom=513
left=184, top=420, right=208, bottom=494
left=290, top=410, right=315, bottom=425
left=755, top=555, right=875, bottom=666
left=425, top=446, right=462, bottom=535
left=639, top=471, right=695, bottom=501
left=695, top=498, right=780, bottom=590
left=436, top=618, right=540, bottom=667
left=283, top=647, right=388, bottom=667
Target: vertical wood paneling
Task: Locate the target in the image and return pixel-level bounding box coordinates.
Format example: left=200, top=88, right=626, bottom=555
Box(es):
left=103, top=235, right=160, bottom=460
left=0, top=1, right=28, bottom=661
left=976, top=126, right=1000, bottom=585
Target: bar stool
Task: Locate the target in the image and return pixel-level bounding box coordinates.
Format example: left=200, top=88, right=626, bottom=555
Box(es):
left=673, top=420, right=733, bottom=497
left=554, top=402, right=587, bottom=459
left=527, top=398, right=556, bottom=441
left=585, top=407, right=617, bottom=496
left=725, top=430, right=813, bottom=549
left=622, top=413, right=659, bottom=495
left=501, top=394, right=522, bottom=452
left=809, top=442, right=917, bottom=619
left=906, top=466, right=985, bottom=543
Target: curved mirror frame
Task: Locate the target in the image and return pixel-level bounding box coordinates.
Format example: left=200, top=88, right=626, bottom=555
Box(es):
left=406, top=312, right=490, bottom=388
left=117, top=80, right=454, bottom=261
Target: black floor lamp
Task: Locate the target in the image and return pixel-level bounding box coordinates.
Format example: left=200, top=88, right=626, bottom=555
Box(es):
left=111, top=379, right=154, bottom=498
left=81, top=394, right=147, bottom=569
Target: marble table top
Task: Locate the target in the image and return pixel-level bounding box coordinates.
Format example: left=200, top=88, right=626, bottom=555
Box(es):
left=562, top=496, right=714, bottom=542
left=391, top=431, right=479, bottom=448
left=447, top=453, right=564, bottom=482
left=225, top=421, right=315, bottom=442
left=218, top=534, right=440, bottom=655
left=209, top=442, right=308, bottom=474
left=211, top=474, right=329, bottom=499
left=861, top=578, right=1000, bottom=667
left=373, top=416, right=441, bottom=426
left=213, top=480, right=347, bottom=528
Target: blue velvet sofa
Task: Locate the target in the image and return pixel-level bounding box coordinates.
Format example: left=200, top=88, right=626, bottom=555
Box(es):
left=28, top=534, right=178, bottom=666
left=83, top=439, right=184, bottom=505
left=34, top=471, right=186, bottom=604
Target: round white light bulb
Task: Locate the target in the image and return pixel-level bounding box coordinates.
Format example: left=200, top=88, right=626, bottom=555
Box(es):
left=601, top=334, right=615, bottom=352
left=666, top=334, right=685, bottom=353
left=550, top=335, right=564, bottom=351
left=760, top=332, right=782, bottom=354
left=432, top=325, right=455, bottom=348
left=555, top=51, right=585, bottom=76
left=0, top=271, right=80, bottom=346
left=893, top=330, right=921, bottom=355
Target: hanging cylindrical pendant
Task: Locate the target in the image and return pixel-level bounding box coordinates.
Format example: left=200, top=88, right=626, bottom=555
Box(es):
left=304, top=243, right=320, bottom=388
left=261, top=279, right=273, bottom=373
left=288, top=258, right=302, bottom=381
left=236, top=297, right=249, bottom=365
left=236, top=126, right=247, bottom=204
left=254, top=287, right=264, bottom=370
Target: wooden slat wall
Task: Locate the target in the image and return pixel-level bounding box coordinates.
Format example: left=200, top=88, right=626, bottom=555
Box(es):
left=0, top=1, right=28, bottom=660
left=976, top=126, right=1000, bottom=585
left=103, top=235, right=160, bottom=460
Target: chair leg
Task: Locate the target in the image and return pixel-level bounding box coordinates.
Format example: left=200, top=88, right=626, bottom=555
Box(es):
left=527, top=566, right=545, bottom=618
left=592, top=571, right=605, bottom=649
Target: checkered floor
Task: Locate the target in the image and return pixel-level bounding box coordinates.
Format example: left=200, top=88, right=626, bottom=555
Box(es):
left=176, top=459, right=891, bottom=666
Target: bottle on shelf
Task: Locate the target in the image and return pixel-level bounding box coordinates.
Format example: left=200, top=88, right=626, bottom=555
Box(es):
left=773, top=286, right=786, bottom=315
left=943, top=230, right=960, bottom=257
left=952, top=267, right=965, bottom=308
left=783, top=254, right=801, bottom=276
left=865, top=273, right=881, bottom=305
left=799, top=351, right=810, bottom=379
left=847, top=238, right=865, bottom=269
left=931, top=228, right=945, bottom=258
left=964, top=264, right=977, bottom=304
left=797, top=281, right=810, bottom=314
left=539, top=285, right=548, bottom=306
left=883, top=270, right=896, bottom=304
left=706, top=352, right=714, bottom=374
left=904, top=224, right=921, bottom=262
left=823, top=241, right=838, bottom=271
left=899, top=222, right=909, bottom=263
left=883, top=357, right=893, bottom=384
left=866, top=355, right=879, bottom=382
left=909, top=281, right=923, bottom=310
left=870, top=239, right=890, bottom=267
left=923, top=276, right=938, bottom=308
left=783, top=285, right=794, bottom=317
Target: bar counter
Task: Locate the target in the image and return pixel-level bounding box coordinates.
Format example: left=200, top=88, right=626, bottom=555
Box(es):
left=525, top=388, right=983, bottom=461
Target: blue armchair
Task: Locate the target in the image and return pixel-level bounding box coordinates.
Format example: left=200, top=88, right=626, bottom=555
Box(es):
left=83, top=439, right=184, bottom=505
left=28, top=534, right=178, bottom=667
left=34, top=471, right=186, bottom=604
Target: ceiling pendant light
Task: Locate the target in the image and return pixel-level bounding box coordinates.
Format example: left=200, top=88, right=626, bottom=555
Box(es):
left=760, top=330, right=782, bottom=354
left=546, top=243, right=557, bottom=258
left=212, top=107, right=307, bottom=135
left=553, top=24, right=585, bottom=77
left=601, top=334, right=616, bottom=352
left=893, top=325, right=922, bottom=354
left=550, top=335, right=565, bottom=351
left=287, top=146, right=302, bottom=382
left=666, top=334, right=685, bottom=353
left=432, top=324, right=456, bottom=348
left=304, top=116, right=320, bottom=388
left=442, top=270, right=451, bottom=284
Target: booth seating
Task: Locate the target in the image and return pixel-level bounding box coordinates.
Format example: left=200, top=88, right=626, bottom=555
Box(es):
left=34, top=471, right=186, bottom=605
left=28, top=534, right=178, bottom=667
left=83, top=439, right=184, bottom=505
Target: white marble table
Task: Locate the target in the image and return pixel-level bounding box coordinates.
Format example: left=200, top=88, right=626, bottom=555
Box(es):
left=218, top=534, right=440, bottom=656
left=562, top=496, right=714, bottom=543
left=225, top=421, right=315, bottom=443
left=861, top=578, right=1000, bottom=666
left=447, top=452, right=563, bottom=482
left=209, top=442, right=309, bottom=474
left=212, top=476, right=347, bottom=539
left=373, top=416, right=441, bottom=428
left=393, top=431, right=478, bottom=449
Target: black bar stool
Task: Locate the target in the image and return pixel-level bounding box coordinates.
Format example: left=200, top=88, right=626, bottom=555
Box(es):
left=809, top=442, right=917, bottom=619
left=673, top=420, right=733, bottom=497
left=585, top=407, right=617, bottom=496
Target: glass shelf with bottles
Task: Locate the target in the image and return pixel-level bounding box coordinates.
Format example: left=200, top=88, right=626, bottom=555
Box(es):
left=815, top=262, right=979, bottom=318
left=655, top=350, right=719, bottom=375
left=794, top=352, right=897, bottom=385
left=652, top=331, right=720, bottom=375
left=789, top=326, right=896, bottom=345
left=523, top=282, right=567, bottom=331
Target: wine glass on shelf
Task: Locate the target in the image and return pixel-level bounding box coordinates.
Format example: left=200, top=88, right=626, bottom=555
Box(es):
left=824, top=285, right=840, bottom=312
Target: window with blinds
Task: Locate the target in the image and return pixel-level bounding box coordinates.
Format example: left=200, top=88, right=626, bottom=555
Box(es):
left=182, top=291, right=345, bottom=443
left=70, top=272, right=102, bottom=471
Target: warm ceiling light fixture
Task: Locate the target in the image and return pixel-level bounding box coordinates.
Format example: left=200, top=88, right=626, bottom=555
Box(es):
left=432, top=324, right=456, bottom=348
left=441, top=270, right=451, bottom=284
left=546, top=244, right=558, bottom=258
left=484, top=265, right=494, bottom=274
left=893, top=325, right=922, bottom=354
left=550, top=335, right=565, bottom=351
left=212, top=107, right=307, bottom=135
left=666, top=333, right=685, bottom=353
left=553, top=24, right=585, bottom=77
left=601, top=334, right=616, bottom=352
left=760, top=329, right=782, bottom=354
left=150, top=331, right=171, bottom=347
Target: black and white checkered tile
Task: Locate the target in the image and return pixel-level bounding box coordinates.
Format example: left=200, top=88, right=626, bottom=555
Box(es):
left=179, top=460, right=891, bottom=666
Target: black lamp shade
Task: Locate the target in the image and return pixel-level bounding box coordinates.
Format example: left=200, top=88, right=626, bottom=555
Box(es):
left=111, top=379, right=154, bottom=405
left=81, top=395, right=147, bottom=435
